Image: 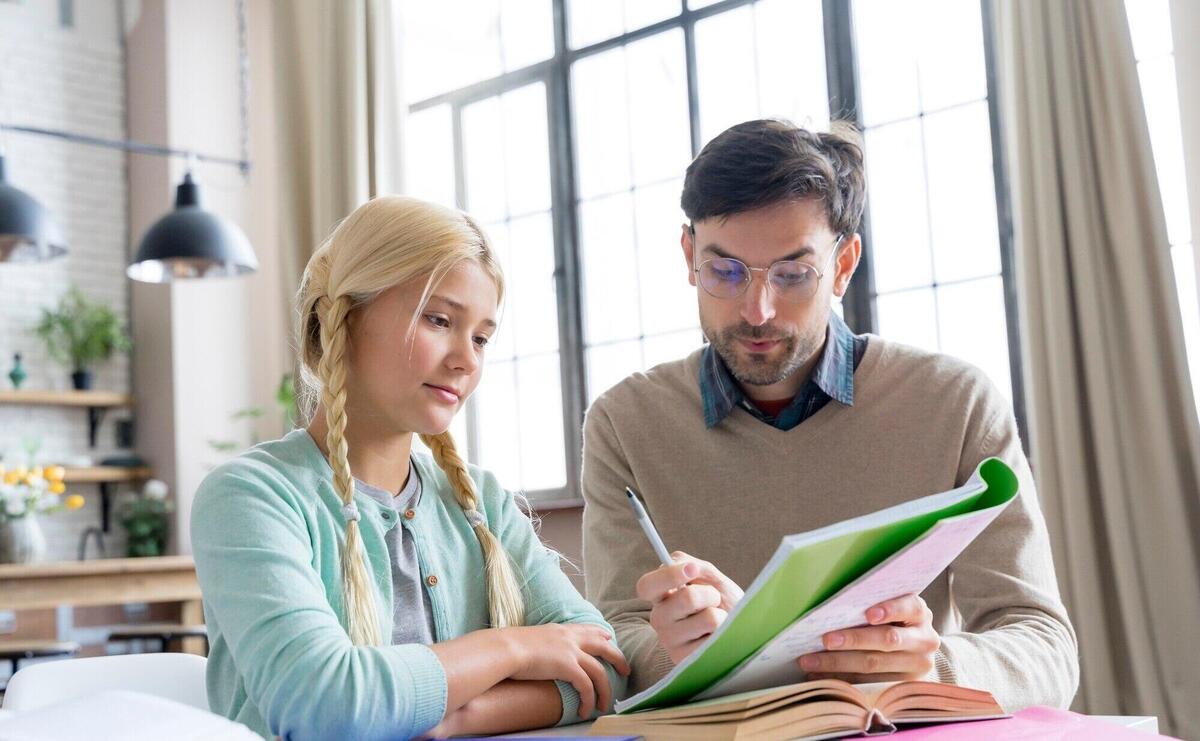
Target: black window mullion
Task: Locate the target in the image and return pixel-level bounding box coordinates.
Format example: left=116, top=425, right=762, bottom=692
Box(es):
left=980, top=0, right=1030, bottom=453
left=682, top=2, right=703, bottom=157
left=823, top=0, right=878, bottom=335
left=550, top=0, right=587, bottom=503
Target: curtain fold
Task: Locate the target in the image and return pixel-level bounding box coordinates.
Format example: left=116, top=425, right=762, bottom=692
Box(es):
left=273, top=0, right=403, bottom=300
left=992, top=1, right=1200, bottom=736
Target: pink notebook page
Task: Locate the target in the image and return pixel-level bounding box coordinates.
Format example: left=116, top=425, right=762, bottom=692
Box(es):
left=889, top=706, right=1177, bottom=740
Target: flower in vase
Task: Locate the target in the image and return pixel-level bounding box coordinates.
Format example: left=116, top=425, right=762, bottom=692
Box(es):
left=0, top=463, right=82, bottom=521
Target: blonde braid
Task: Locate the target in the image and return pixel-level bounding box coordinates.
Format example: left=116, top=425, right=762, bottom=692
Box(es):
left=419, top=431, right=525, bottom=628
left=318, top=294, right=383, bottom=646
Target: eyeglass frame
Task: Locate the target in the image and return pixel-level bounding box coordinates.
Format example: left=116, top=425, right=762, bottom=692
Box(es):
left=688, top=224, right=846, bottom=303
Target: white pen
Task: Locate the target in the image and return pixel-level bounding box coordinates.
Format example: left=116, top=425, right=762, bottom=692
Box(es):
left=625, top=486, right=674, bottom=567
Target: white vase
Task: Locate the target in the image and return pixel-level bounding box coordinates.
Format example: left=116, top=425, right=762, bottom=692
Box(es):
left=0, top=515, right=48, bottom=564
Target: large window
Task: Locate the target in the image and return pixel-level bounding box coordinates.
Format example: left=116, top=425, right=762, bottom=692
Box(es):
left=855, top=0, right=1015, bottom=406
left=1125, top=0, right=1200, bottom=412
left=400, top=0, right=1023, bottom=504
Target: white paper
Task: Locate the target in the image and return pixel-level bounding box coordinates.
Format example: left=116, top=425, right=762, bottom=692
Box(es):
left=0, top=690, right=259, bottom=741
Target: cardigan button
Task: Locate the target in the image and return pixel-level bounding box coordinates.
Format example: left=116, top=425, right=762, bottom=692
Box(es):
left=381, top=511, right=392, bottom=520
left=404, top=509, right=416, bottom=520
left=426, top=575, right=439, bottom=587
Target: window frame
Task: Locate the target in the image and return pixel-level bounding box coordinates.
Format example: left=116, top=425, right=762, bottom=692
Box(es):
left=406, top=0, right=1028, bottom=507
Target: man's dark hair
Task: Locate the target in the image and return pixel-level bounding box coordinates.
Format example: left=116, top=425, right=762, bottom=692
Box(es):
left=681, top=119, right=867, bottom=237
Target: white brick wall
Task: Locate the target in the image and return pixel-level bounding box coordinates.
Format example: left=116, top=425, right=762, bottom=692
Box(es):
left=0, top=0, right=132, bottom=561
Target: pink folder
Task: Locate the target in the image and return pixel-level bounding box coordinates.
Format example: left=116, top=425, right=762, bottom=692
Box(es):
left=889, top=706, right=1175, bottom=739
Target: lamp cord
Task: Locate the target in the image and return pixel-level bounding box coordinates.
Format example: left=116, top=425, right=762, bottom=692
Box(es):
left=236, top=0, right=250, bottom=177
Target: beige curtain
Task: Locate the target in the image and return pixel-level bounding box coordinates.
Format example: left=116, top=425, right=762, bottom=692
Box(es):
left=273, top=0, right=403, bottom=297
left=993, top=1, right=1200, bottom=737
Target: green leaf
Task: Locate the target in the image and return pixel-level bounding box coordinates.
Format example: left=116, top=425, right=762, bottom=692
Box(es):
left=208, top=439, right=239, bottom=453
left=31, top=287, right=131, bottom=371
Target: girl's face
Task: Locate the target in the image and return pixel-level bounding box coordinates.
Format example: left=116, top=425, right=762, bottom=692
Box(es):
left=346, top=260, right=499, bottom=438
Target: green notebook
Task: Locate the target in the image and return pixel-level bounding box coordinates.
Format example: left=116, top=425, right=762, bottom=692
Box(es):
left=615, top=457, right=1019, bottom=714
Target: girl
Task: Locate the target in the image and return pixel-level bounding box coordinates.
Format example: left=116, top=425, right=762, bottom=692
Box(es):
left=191, top=196, right=629, bottom=740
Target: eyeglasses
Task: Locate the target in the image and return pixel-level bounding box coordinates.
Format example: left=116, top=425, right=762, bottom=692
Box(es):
left=691, top=229, right=844, bottom=303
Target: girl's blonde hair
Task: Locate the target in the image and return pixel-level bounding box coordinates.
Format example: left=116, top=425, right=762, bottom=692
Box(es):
left=296, top=195, right=524, bottom=646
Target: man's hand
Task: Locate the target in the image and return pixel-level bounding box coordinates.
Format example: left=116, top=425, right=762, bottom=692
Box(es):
left=636, top=551, right=744, bottom=665
left=798, top=594, right=941, bottom=683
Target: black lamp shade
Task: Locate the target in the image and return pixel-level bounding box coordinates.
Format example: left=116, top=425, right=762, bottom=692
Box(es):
left=127, top=172, right=257, bottom=282
left=0, top=154, right=68, bottom=263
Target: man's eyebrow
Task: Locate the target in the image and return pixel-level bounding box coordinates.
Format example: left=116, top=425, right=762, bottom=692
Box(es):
left=702, top=243, right=816, bottom=262
left=429, top=294, right=497, bottom=329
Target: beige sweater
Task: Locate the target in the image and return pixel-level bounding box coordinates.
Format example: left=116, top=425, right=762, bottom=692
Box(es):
left=581, top=338, right=1079, bottom=711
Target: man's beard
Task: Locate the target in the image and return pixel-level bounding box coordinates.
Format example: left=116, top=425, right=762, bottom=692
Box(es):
left=704, top=320, right=822, bottom=387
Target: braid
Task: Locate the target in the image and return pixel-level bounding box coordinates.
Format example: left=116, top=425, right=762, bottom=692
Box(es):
left=318, top=294, right=382, bottom=646
left=419, top=431, right=525, bottom=628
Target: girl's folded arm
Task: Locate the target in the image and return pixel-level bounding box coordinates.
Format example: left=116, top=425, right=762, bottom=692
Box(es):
left=192, top=468, right=446, bottom=741
left=482, top=472, right=632, bottom=723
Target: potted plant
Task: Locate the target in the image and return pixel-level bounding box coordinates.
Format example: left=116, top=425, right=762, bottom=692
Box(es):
left=0, top=464, right=85, bottom=564
left=116, top=479, right=173, bottom=558
left=33, top=288, right=132, bottom=390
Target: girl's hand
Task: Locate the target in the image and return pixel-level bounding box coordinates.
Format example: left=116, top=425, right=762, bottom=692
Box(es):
left=502, top=623, right=631, bottom=720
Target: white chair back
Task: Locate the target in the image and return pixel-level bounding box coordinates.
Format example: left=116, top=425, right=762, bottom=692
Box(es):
left=1, top=653, right=207, bottom=713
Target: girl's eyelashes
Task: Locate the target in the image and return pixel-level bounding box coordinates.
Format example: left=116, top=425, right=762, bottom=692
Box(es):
left=426, top=313, right=492, bottom=349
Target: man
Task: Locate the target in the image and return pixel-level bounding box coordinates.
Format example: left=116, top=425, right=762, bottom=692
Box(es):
left=581, top=119, right=1079, bottom=712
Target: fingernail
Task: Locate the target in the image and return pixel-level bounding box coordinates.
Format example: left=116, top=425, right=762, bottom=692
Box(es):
left=683, top=563, right=699, bottom=579
left=867, top=607, right=885, bottom=623
left=800, top=655, right=819, bottom=671
left=827, top=633, right=844, bottom=648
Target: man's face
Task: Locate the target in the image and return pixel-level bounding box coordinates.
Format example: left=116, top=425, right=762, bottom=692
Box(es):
left=681, top=199, right=860, bottom=400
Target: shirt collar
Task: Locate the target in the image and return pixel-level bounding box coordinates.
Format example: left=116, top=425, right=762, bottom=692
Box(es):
left=699, top=312, right=857, bottom=428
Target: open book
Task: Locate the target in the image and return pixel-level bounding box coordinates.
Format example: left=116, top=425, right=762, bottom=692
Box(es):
left=615, top=458, right=1020, bottom=715
left=592, top=679, right=1006, bottom=740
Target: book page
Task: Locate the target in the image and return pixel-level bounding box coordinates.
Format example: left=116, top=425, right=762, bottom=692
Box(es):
left=697, top=505, right=1005, bottom=699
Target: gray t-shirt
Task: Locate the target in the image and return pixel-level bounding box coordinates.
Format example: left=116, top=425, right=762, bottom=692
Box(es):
left=355, top=462, right=436, bottom=646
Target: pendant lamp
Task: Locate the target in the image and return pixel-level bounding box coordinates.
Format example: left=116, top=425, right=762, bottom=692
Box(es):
left=0, top=153, right=68, bottom=263
left=126, top=171, right=257, bottom=282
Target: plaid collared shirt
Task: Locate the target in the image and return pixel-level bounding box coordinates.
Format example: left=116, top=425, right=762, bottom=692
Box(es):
left=699, top=312, right=868, bottom=430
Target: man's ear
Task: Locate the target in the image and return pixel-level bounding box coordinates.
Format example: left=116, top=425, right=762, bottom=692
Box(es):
left=832, top=234, right=862, bottom=298
left=681, top=223, right=697, bottom=287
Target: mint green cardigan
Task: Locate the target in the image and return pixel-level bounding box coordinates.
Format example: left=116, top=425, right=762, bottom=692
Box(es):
left=191, top=429, right=625, bottom=740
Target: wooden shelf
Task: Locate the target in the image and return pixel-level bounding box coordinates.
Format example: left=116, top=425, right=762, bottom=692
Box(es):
left=60, top=466, right=156, bottom=534
left=0, top=389, right=134, bottom=448
left=0, top=389, right=133, bottom=407
left=63, top=466, right=154, bottom=484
